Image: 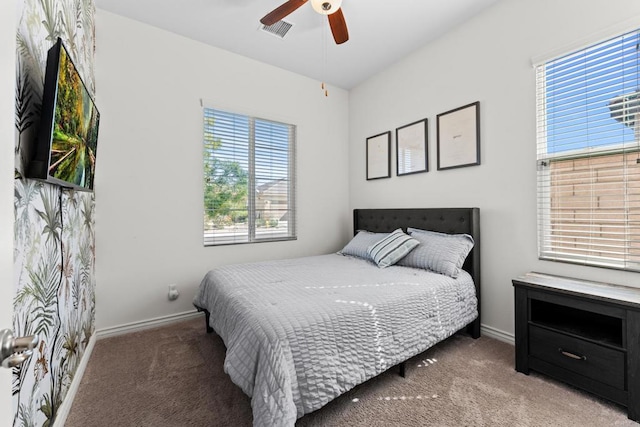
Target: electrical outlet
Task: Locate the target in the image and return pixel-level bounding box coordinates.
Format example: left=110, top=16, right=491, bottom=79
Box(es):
left=168, top=284, right=179, bottom=301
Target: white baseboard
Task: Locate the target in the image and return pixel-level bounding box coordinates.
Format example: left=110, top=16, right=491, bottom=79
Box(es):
left=96, top=312, right=513, bottom=344
left=53, top=334, right=96, bottom=427
left=481, top=324, right=514, bottom=345
left=96, top=310, right=203, bottom=339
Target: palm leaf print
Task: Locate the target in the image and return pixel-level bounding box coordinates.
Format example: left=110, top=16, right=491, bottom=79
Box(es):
left=80, top=194, right=93, bottom=232
left=15, top=64, right=38, bottom=155
left=59, top=242, right=73, bottom=301
left=61, top=327, right=79, bottom=372
left=81, top=0, right=94, bottom=43
left=35, top=186, right=61, bottom=245
left=38, top=0, right=61, bottom=42
left=15, top=32, right=44, bottom=94
left=71, top=269, right=81, bottom=310
left=14, top=242, right=60, bottom=340
left=14, top=0, right=97, bottom=424
left=81, top=321, right=92, bottom=348
left=15, top=382, right=39, bottom=427
left=60, top=2, right=80, bottom=60
left=39, top=392, right=54, bottom=427
left=14, top=179, right=41, bottom=245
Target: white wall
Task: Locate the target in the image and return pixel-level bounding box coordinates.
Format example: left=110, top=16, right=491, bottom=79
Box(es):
left=349, top=0, right=640, bottom=336
left=94, top=11, right=350, bottom=330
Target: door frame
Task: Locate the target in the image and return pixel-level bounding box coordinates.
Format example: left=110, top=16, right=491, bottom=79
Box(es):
left=1, top=0, right=17, bottom=425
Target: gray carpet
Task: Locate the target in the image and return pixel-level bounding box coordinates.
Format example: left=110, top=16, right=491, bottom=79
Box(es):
left=66, top=317, right=636, bottom=426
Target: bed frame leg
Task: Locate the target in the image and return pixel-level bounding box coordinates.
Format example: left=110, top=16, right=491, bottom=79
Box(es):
left=399, top=362, right=406, bottom=378
left=467, top=318, right=480, bottom=339
left=204, top=309, right=213, bottom=333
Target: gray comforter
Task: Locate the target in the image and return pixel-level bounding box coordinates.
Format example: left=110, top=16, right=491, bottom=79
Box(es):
left=193, top=254, right=478, bottom=426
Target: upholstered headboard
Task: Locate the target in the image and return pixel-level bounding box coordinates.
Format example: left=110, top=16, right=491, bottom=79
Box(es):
left=353, top=207, right=481, bottom=336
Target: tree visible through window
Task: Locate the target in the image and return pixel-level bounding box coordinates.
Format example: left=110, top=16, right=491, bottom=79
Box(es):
left=536, top=29, right=640, bottom=270
left=203, top=108, right=296, bottom=245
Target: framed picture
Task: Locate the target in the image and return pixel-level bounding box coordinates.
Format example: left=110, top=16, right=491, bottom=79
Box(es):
left=396, top=118, right=428, bottom=176
left=366, top=131, right=391, bottom=180
left=437, top=101, right=480, bottom=170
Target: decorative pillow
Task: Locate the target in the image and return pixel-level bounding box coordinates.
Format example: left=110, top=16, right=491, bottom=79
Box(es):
left=367, top=228, right=420, bottom=268
left=397, top=228, right=474, bottom=278
left=339, top=230, right=388, bottom=260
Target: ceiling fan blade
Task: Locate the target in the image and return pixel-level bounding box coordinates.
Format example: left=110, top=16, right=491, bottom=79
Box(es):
left=328, top=8, right=349, bottom=44
left=260, top=0, right=308, bottom=26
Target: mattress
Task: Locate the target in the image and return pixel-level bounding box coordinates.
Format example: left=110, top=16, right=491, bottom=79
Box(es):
left=193, top=253, right=478, bottom=426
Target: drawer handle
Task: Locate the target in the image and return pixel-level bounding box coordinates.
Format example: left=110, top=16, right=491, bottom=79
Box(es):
left=558, top=348, right=587, bottom=361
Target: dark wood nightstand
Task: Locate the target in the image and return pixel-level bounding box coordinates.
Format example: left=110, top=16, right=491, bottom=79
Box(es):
left=513, top=272, right=640, bottom=422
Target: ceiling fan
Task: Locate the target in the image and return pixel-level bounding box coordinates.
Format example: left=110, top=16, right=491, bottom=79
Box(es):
left=260, top=0, right=349, bottom=45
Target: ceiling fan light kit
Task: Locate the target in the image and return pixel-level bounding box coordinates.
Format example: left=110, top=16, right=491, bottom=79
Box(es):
left=310, top=0, right=342, bottom=15
left=260, top=0, right=349, bottom=44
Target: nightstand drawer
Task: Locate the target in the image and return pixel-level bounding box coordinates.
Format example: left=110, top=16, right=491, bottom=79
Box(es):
left=529, top=325, right=625, bottom=390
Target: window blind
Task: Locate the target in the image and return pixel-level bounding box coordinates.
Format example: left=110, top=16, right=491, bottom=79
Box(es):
left=536, top=29, right=640, bottom=271
left=203, top=108, right=296, bottom=246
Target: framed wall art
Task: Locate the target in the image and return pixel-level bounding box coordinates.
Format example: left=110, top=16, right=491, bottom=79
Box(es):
left=396, top=118, right=428, bottom=176
left=366, top=131, right=391, bottom=180
left=437, top=101, right=480, bottom=170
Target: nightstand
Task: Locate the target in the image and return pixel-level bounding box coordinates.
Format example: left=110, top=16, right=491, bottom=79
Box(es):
left=513, top=272, right=640, bottom=422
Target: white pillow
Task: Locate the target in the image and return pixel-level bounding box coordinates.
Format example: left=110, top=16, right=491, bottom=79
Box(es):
left=339, top=230, right=388, bottom=260
left=397, top=228, right=474, bottom=277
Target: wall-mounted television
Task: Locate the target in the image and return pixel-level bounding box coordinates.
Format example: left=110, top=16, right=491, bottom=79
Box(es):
left=28, top=38, right=100, bottom=192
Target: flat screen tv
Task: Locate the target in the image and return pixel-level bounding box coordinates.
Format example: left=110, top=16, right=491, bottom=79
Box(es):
left=28, top=38, right=100, bottom=192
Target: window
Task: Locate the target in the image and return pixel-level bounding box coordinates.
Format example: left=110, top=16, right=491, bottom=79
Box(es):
left=203, top=108, right=296, bottom=246
left=536, top=29, right=640, bottom=271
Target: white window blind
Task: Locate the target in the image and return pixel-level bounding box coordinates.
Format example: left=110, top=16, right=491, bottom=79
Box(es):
left=536, top=29, right=640, bottom=271
left=203, top=108, right=296, bottom=246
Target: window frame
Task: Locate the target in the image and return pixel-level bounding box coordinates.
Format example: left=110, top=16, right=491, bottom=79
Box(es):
left=203, top=106, right=297, bottom=247
left=535, top=29, right=640, bottom=272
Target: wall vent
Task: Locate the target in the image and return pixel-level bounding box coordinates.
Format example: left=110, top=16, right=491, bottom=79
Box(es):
left=260, top=20, right=293, bottom=39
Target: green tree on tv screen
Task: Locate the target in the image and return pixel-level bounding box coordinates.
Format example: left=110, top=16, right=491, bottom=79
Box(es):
left=49, top=45, right=98, bottom=189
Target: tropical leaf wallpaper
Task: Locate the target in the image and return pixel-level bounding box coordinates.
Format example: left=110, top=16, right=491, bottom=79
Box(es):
left=13, top=0, right=96, bottom=426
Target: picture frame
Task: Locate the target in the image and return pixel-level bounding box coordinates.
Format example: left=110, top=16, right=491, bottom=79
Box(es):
left=437, top=101, right=480, bottom=170
left=396, top=118, right=428, bottom=176
left=366, top=131, right=391, bottom=180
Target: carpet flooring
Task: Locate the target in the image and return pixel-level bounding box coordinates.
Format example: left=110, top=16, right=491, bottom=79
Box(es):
left=66, top=317, right=636, bottom=426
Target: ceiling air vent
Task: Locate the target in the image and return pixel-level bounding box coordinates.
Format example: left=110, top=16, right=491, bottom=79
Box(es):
left=260, top=20, right=293, bottom=39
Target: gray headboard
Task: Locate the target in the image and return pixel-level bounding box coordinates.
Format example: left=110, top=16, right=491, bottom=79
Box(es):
left=353, top=207, right=481, bottom=335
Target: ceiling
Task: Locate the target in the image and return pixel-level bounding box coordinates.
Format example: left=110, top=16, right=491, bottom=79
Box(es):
left=95, top=0, right=499, bottom=90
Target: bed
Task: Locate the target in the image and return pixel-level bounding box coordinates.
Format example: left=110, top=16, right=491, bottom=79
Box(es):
left=193, top=207, right=480, bottom=426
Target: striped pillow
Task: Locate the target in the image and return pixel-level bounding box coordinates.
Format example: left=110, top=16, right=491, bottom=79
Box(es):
left=367, top=228, right=420, bottom=268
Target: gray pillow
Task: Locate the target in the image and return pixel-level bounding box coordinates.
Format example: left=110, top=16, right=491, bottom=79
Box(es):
left=397, top=228, right=474, bottom=278
left=367, top=228, right=420, bottom=268
left=339, top=230, right=388, bottom=260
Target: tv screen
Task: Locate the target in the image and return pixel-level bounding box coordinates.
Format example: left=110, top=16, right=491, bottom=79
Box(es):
left=28, top=38, right=100, bottom=191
